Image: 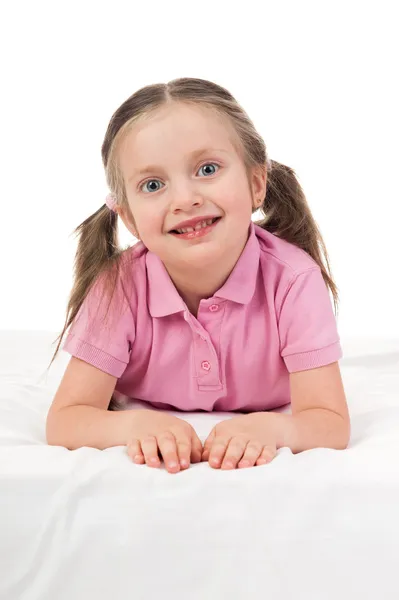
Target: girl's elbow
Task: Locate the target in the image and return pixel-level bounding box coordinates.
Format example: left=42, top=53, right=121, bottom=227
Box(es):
left=335, top=416, right=351, bottom=450
left=45, top=409, right=68, bottom=448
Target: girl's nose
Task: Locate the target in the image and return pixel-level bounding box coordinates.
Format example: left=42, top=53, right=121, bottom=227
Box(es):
left=169, top=189, right=204, bottom=213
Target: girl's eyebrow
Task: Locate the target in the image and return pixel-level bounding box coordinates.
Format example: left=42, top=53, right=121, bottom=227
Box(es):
left=128, top=148, right=230, bottom=181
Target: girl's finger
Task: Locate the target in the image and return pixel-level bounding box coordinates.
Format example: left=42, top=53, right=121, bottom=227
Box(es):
left=127, top=438, right=145, bottom=464
left=201, top=428, right=216, bottom=462
left=237, top=441, right=263, bottom=468
left=175, top=436, right=191, bottom=470
left=141, top=435, right=161, bottom=468
left=256, top=446, right=277, bottom=466
left=190, top=430, right=203, bottom=464
left=157, top=432, right=180, bottom=473
left=208, top=436, right=231, bottom=469
left=221, top=436, right=248, bottom=469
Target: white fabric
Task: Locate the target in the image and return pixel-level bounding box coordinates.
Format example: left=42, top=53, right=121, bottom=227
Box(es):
left=0, top=331, right=399, bottom=600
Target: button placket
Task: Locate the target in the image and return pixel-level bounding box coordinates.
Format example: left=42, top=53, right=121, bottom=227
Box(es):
left=193, top=333, right=220, bottom=385
left=188, top=302, right=225, bottom=388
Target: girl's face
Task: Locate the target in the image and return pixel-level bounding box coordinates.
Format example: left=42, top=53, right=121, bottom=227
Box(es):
left=117, top=102, right=266, bottom=270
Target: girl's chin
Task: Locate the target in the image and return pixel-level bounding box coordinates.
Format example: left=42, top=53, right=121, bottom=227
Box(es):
left=164, top=242, right=224, bottom=267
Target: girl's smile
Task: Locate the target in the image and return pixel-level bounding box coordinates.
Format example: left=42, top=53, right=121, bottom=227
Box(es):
left=168, top=216, right=222, bottom=240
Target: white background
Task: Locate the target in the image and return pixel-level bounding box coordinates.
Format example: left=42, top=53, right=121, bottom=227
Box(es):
left=0, top=1, right=397, bottom=338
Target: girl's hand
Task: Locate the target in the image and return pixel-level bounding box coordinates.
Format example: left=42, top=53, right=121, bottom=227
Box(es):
left=201, top=413, right=278, bottom=469
left=127, top=410, right=203, bottom=474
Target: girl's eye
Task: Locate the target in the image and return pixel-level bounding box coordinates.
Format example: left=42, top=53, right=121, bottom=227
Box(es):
left=139, top=163, right=220, bottom=194
left=141, top=180, right=164, bottom=194
left=198, top=162, right=220, bottom=177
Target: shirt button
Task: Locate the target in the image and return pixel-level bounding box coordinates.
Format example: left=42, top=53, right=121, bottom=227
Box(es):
left=201, top=360, right=211, bottom=371
left=209, top=304, right=219, bottom=312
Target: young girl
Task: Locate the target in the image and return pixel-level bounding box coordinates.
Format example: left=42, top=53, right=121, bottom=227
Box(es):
left=46, top=77, right=350, bottom=474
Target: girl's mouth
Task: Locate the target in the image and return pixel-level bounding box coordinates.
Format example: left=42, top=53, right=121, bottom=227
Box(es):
left=169, top=217, right=221, bottom=240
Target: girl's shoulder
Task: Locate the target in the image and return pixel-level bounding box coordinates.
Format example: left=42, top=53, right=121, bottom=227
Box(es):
left=254, top=224, right=319, bottom=277
left=122, top=240, right=148, bottom=264
left=115, top=240, right=149, bottom=294
left=117, top=240, right=148, bottom=275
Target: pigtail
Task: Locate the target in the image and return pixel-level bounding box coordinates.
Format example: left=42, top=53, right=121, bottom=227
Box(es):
left=257, top=160, right=339, bottom=314
left=47, top=204, right=120, bottom=370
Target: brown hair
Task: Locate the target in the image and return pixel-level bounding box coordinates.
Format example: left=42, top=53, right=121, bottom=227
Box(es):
left=47, top=77, right=338, bottom=370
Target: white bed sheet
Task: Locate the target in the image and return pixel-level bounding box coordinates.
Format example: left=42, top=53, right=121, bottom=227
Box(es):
left=0, top=331, right=399, bottom=600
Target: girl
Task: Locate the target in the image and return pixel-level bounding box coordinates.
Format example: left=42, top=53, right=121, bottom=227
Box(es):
left=46, top=77, right=350, bottom=474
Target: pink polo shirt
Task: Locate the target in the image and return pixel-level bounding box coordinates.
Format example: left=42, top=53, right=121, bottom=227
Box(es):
left=63, top=222, right=342, bottom=412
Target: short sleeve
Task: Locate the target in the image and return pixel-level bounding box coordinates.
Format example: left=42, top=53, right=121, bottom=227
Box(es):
left=62, top=271, right=135, bottom=378
left=278, top=267, right=342, bottom=373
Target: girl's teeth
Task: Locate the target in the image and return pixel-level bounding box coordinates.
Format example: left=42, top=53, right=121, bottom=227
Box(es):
left=176, top=219, right=217, bottom=234
left=194, top=221, right=207, bottom=231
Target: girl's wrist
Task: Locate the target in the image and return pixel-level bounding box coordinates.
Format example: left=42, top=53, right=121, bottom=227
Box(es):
left=254, top=411, right=296, bottom=450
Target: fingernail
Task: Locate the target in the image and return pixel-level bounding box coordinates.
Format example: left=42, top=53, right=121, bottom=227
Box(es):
left=224, top=461, right=234, bottom=469
left=211, top=457, right=220, bottom=465
left=180, top=459, right=188, bottom=468
left=150, top=457, right=159, bottom=464
left=168, top=461, right=178, bottom=469
left=239, top=460, right=250, bottom=468
left=134, top=455, right=142, bottom=463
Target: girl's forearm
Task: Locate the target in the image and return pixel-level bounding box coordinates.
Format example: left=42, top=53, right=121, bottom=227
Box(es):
left=272, top=408, right=350, bottom=453
left=46, top=404, right=137, bottom=451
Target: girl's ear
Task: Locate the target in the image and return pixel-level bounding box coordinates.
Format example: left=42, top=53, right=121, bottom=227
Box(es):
left=250, top=164, right=267, bottom=209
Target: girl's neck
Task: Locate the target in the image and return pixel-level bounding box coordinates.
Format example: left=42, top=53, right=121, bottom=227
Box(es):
left=170, top=272, right=223, bottom=317
left=164, top=236, right=249, bottom=317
